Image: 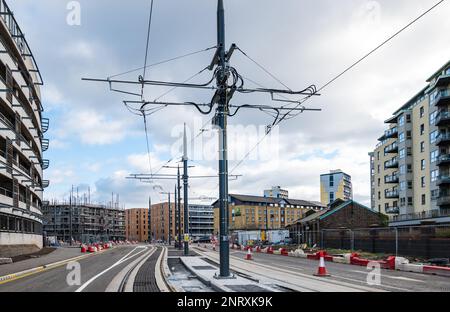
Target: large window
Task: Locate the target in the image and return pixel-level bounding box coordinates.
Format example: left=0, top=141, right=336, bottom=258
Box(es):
left=431, top=169, right=439, bottom=182
left=399, top=132, right=405, bottom=143
left=398, top=115, right=405, bottom=126
left=399, top=148, right=405, bottom=159
left=430, top=130, right=438, bottom=144
left=431, top=150, right=439, bottom=163
left=430, top=111, right=438, bottom=125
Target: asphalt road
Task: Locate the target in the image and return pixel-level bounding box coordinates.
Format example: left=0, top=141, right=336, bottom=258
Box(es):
left=197, top=247, right=450, bottom=292
left=0, top=245, right=159, bottom=292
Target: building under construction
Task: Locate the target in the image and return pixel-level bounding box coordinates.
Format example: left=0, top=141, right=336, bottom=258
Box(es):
left=42, top=203, right=125, bottom=244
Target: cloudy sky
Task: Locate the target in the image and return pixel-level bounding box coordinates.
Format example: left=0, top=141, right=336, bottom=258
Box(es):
left=11, top=0, right=450, bottom=207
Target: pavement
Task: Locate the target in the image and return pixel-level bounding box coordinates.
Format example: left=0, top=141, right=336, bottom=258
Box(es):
left=0, top=245, right=163, bottom=292
left=193, top=246, right=450, bottom=292
left=0, top=247, right=82, bottom=277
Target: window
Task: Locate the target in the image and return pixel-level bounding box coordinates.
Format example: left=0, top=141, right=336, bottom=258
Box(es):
left=420, top=124, right=425, bottom=135
left=406, top=114, right=411, bottom=123
left=399, top=132, right=405, bottom=143
left=430, top=130, right=438, bottom=144
left=421, top=159, right=426, bottom=170
left=406, top=131, right=412, bottom=140
left=421, top=177, right=425, bottom=188
left=399, top=165, right=406, bottom=175
left=398, top=115, right=405, bottom=126
left=400, top=181, right=406, bottom=191
left=430, top=111, right=438, bottom=125
left=431, top=150, right=439, bottom=163
left=399, top=149, right=405, bottom=159
left=420, top=106, right=425, bottom=118
left=431, top=169, right=439, bottom=182
left=420, top=142, right=425, bottom=153
left=408, top=197, right=413, bottom=206
left=330, top=192, right=334, bottom=202
left=329, top=175, right=334, bottom=187
left=421, top=194, right=426, bottom=205
left=408, top=181, right=413, bottom=189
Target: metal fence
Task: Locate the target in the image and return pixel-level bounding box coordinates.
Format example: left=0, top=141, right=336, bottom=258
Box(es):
left=289, top=225, right=450, bottom=259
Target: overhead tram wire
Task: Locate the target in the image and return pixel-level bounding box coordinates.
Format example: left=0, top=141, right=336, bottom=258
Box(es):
left=220, top=0, right=448, bottom=178
left=277, top=0, right=447, bottom=124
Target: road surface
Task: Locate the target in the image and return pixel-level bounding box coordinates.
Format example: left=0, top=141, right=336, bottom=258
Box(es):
left=0, top=245, right=162, bottom=292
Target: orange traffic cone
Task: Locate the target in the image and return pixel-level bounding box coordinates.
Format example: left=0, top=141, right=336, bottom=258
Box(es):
left=314, top=251, right=330, bottom=277
left=245, top=247, right=253, bottom=260
left=81, top=245, right=86, bottom=253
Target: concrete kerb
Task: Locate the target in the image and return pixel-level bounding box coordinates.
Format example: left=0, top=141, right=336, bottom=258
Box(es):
left=0, top=245, right=116, bottom=284
left=179, top=257, right=229, bottom=292
left=156, top=247, right=179, bottom=292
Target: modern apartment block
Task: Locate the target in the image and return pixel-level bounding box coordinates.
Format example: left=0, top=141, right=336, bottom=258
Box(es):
left=188, top=204, right=214, bottom=239
left=42, top=203, right=126, bottom=244
left=264, top=186, right=289, bottom=199
left=149, top=202, right=213, bottom=242
left=370, top=60, right=450, bottom=225
left=125, top=208, right=149, bottom=242
left=213, top=193, right=326, bottom=234
left=320, top=170, right=353, bottom=205
left=0, top=1, right=49, bottom=257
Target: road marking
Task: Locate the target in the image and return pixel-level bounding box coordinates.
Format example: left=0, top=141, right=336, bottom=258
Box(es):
left=75, top=246, right=148, bottom=292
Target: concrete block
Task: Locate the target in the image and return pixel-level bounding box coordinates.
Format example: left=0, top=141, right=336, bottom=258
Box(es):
left=0, top=258, right=13, bottom=265
left=396, top=263, right=423, bottom=273
left=332, top=257, right=348, bottom=264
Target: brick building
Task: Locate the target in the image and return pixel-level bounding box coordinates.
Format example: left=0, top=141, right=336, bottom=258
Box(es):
left=125, top=208, right=149, bottom=242
left=286, top=199, right=387, bottom=245
left=213, top=193, right=326, bottom=234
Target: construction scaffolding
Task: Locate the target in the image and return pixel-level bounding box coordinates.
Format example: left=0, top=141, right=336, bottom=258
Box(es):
left=42, top=203, right=125, bottom=244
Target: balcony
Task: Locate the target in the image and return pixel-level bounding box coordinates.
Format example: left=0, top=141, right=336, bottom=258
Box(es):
left=434, top=75, right=450, bottom=89
left=384, top=142, right=398, bottom=154
left=435, top=89, right=450, bottom=106
left=385, top=190, right=399, bottom=199
left=435, top=111, right=450, bottom=126
left=437, top=196, right=450, bottom=206
left=42, top=180, right=50, bottom=188
left=41, top=159, right=50, bottom=170
left=41, top=118, right=49, bottom=133
left=385, top=174, right=399, bottom=184
left=42, top=139, right=49, bottom=152
left=436, top=175, right=450, bottom=185
left=384, top=158, right=399, bottom=169
left=436, top=133, right=450, bottom=146
left=390, top=208, right=450, bottom=222
left=385, top=206, right=399, bottom=214
left=437, top=154, right=450, bottom=166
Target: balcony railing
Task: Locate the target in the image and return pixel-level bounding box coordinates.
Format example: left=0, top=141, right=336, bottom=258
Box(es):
left=41, top=118, right=49, bottom=133
left=384, top=158, right=399, bottom=169
left=436, top=133, right=450, bottom=146
left=385, top=174, right=399, bottom=184
left=435, top=111, right=450, bottom=126
left=385, top=190, right=399, bottom=198
left=385, top=206, right=399, bottom=214
left=384, top=142, right=398, bottom=154
left=391, top=208, right=450, bottom=222
left=437, top=175, right=450, bottom=185
left=385, top=127, right=398, bottom=139
left=437, top=196, right=450, bottom=206
left=435, top=89, right=450, bottom=106
left=437, top=154, right=450, bottom=166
